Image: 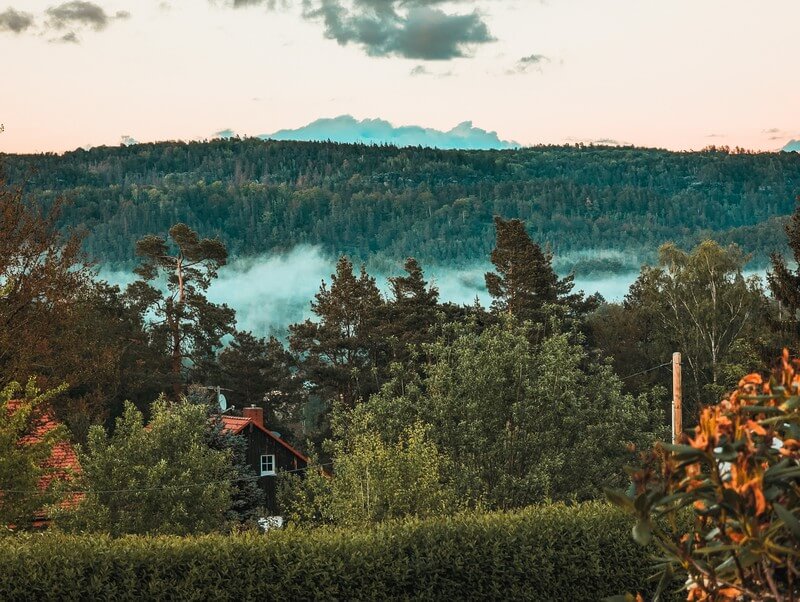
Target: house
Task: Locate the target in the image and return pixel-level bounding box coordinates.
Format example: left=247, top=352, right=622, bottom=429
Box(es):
left=220, top=405, right=309, bottom=513
left=6, top=400, right=81, bottom=527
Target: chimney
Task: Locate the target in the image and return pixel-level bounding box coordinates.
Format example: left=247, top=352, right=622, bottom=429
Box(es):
left=243, top=405, right=264, bottom=429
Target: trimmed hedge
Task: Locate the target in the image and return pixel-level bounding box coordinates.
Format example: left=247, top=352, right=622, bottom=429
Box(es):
left=0, top=502, right=671, bottom=601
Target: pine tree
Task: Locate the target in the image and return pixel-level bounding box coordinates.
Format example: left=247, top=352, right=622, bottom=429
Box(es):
left=214, top=331, right=305, bottom=438
left=769, top=196, right=800, bottom=346
left=289, top=256, right=385, bottom=413
left=381, top=257, right=439, bottom=362
left=128, top=224, right=235, bottom=398
left=484, top=216, right=563, bottom=323
left=204, top=413, right=266, bottom=525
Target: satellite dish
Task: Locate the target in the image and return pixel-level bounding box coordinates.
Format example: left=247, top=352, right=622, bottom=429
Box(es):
left=218, top=393, right=228, bottom=412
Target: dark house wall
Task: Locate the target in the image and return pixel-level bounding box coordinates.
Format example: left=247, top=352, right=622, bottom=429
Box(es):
left=240, top=423, right=307, bottom=513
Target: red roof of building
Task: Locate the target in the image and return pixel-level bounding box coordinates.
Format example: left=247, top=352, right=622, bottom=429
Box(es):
left=6, top=400, right=81, bottom=501
left=219, top=415, right=309, bottom=464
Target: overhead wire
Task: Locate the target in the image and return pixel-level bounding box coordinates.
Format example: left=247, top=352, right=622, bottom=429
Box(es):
left=0, top=462, right=335, bottom=496
left=620, top=361, right=672, bottom=381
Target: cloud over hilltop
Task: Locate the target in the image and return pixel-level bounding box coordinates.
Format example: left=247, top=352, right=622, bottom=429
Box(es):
left=258, top=115, right=519, bottom=150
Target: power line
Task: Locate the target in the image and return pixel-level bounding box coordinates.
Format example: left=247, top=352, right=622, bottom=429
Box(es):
left=621, top=361, right=672, bottom=381
left=0, top=462, right=334, bottom=496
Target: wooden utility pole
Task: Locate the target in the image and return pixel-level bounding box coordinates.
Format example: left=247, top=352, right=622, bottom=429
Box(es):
left=672, top=352, right=682, bottom=444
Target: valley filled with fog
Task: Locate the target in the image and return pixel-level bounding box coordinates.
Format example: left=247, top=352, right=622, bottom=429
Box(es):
left=99, top=246, right=678, bottom=337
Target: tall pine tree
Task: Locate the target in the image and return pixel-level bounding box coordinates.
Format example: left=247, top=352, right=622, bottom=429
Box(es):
left=769, top=196, right=800, bottom=348
left=128, top=224, right=235, bottom=398
left=485, top=216, right=572, bottom=324
left=289, top=256, right=385, bottom=413
left=381, top=257, right=440, bottom=363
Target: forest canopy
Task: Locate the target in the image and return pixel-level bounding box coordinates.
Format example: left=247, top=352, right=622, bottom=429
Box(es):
left=2, top=139, right=799, bottom=272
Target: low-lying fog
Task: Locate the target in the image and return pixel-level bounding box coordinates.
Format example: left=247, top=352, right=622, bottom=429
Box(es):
left=99, top=246, right=765, bottom=338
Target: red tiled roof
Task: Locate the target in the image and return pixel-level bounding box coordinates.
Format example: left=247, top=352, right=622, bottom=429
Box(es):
left=220, top=415, right=309, bottom=464
left=6, top=400, right=81, bottom=497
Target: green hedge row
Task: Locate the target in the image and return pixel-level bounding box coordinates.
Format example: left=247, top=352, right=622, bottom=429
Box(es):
left=0, top=502, right=672, bottom=601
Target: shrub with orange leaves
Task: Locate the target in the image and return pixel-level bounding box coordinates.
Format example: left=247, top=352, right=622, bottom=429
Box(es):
left=607, top=350, right=800, bottom=602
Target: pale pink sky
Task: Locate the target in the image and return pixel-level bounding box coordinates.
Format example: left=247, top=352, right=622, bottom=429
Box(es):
left=1, top=0, right=798, bottom=154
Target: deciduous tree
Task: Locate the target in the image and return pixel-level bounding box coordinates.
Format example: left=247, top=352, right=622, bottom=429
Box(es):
left=0, top=380, right=68, bottom=529
left=56, top=398, right=233, bottom=536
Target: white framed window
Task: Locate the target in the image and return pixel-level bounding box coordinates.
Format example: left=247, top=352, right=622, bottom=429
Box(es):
left=260, top=454, right=276, bottom=476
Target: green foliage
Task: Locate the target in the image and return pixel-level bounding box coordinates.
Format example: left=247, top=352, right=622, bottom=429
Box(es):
left=281, top=410, right=456, bottom=527
left=768, top=195, right=800, bottom=348
left=212, top=330, right=305, bottom=437
left=0, top=380, right=68, bottom=530
left=330, top=418, right=455, bottom=525
left=289, top=256, right=386, bottom=432
left=611, top=240, right=774, bottom=414
left=5, top=140, right=799, bottom=268
left=608, top=357, right=800, bottom=601
left=359, top=319, right=666, bottom=509
left=128, top=223, right=235, bottom=398
left=380, top=257, right=440, bottom=364
left=485, top=216, right=578, bottom=323
left=277, top=452, right=333, bottom=526
left=200, top=410, right=265, bottom=527
left=55, top=398, right=233, bottom=536
left=0, top=503, right=677, bottom=601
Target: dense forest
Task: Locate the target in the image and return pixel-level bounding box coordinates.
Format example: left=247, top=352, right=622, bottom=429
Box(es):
left=5, top=143, right=800, bottom=599
left=3, top=139, right=800, bottom=272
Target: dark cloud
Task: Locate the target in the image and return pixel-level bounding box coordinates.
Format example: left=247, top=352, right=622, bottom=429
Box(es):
left=0, top=8, right=34, bottom=33
left=508, top=53, right=549, bottom=74
left=305, top=1, right=493, bottom=60
left=55, top=31, right=80, bottom=43
left=46, top=1, right=124, bottom=31
left=409, top=64, right=453, bottom=77
left=763, top=128, right=781, bottom=134
left=232, top=0, right=494, bottom=60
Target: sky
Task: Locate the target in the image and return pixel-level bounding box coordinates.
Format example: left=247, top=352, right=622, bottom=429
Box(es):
left=1, top=0, right=799, bottom=154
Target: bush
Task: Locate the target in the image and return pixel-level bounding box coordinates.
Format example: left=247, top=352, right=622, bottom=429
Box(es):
left=608, top=350, right=800, bottom=601
left=0, top=502, right=674, bottom=601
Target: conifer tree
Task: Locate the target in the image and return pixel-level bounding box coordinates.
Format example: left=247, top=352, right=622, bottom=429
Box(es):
left=484, top=216, right=569, bottom=323
left=382, top=257, right=439, bottom=362
left=769, top=196, right=800, bottom=346
left=201, top=406, right=266, bottom=525
left=214, top=330, right=305, bottom=436
left=128, top=224, right=234, bottom=398
left=289, top=256, right=385, bottom=412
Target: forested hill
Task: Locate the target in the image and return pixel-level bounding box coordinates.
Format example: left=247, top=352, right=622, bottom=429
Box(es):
left=3, top=139, right=799, bottom=272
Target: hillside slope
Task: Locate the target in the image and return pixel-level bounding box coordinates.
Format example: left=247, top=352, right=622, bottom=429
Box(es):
left=3, top=140, right=799, bottom=272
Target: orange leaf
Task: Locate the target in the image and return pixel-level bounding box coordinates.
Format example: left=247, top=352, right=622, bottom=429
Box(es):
left=745, top=420, right=766, bottom=436
left=753, top=483, right=767, bottom=516
left=738, top=373, right=762, bottom=387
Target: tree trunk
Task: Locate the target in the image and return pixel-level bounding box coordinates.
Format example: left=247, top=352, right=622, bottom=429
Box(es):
left=169, top=302, right=182, bottom=399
